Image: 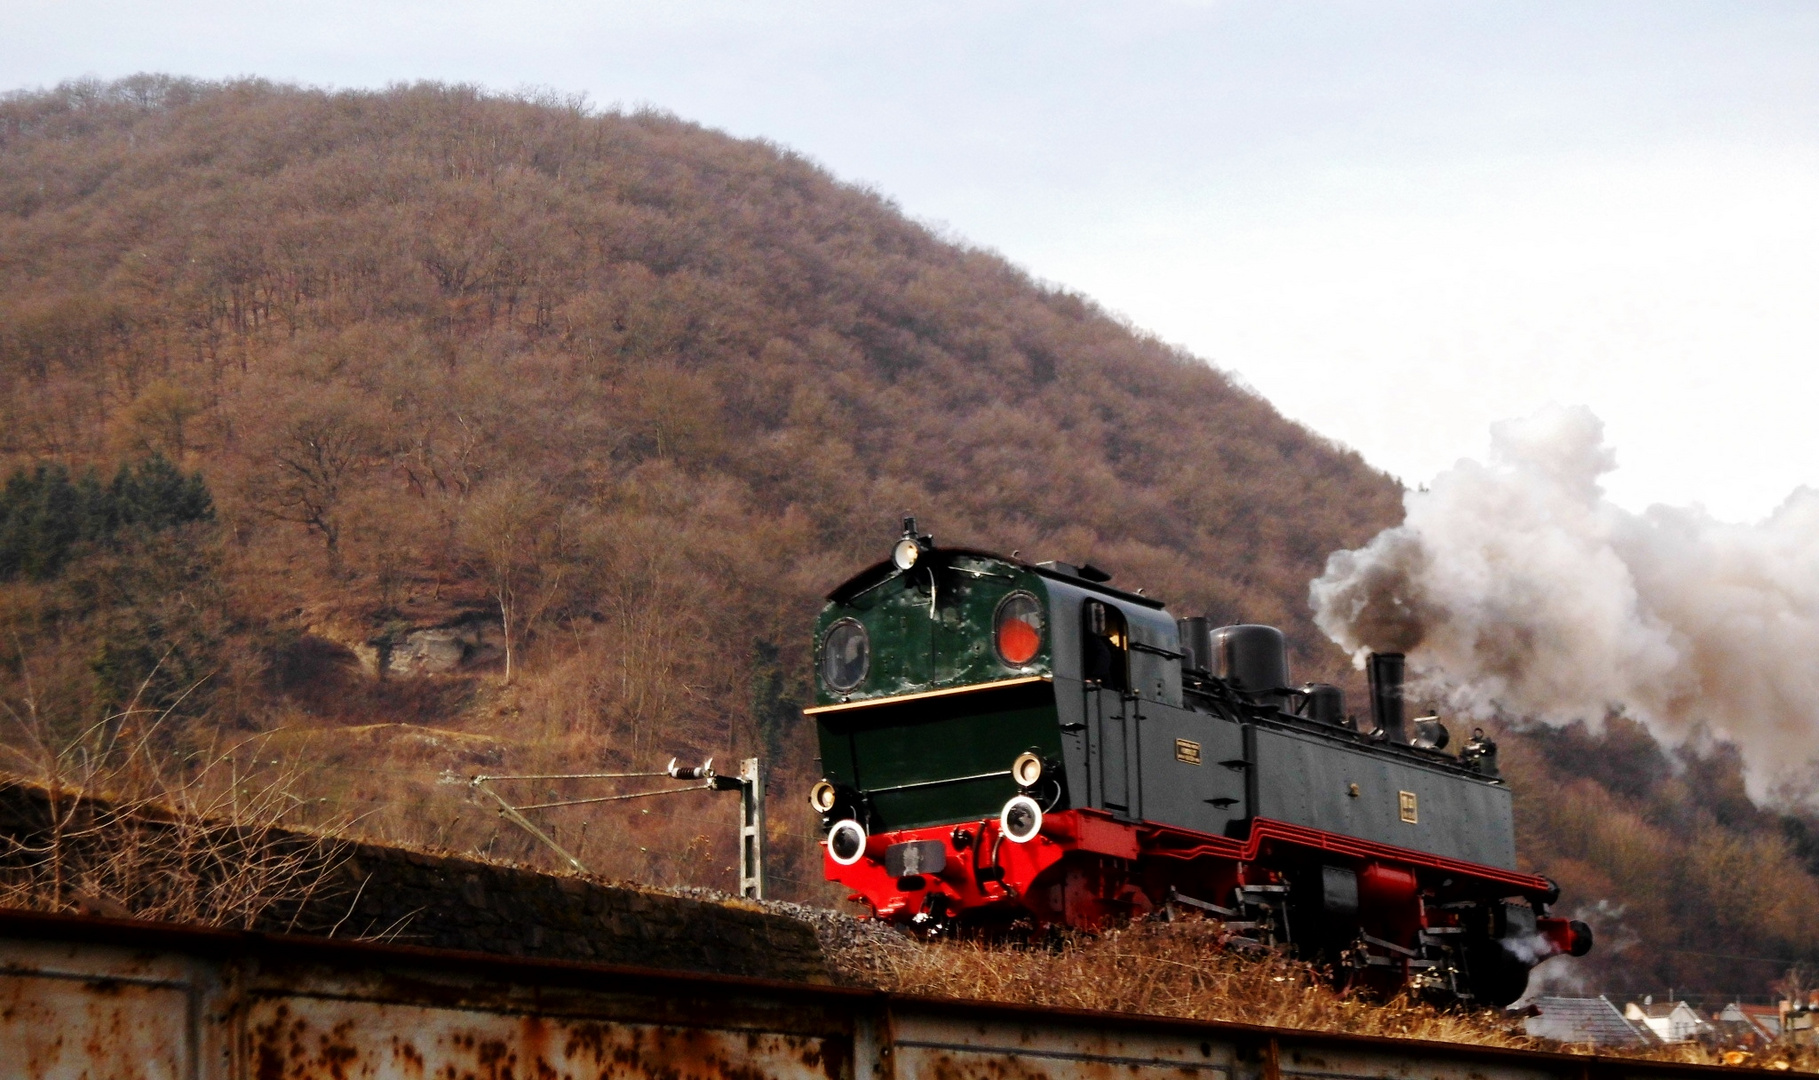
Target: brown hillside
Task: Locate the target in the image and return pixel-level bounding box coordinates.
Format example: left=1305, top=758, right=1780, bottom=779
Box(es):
left=0, top=75, right=1402, bottom=897
left=0, top=77, right=1400, bottom=645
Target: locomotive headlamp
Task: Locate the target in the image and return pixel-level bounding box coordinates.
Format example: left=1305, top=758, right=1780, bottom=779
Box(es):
left=810, top=780, right=839, bottom=814
left=1000, top=794, right=1044, bottom=843
left=1012, top=752, right=1044, bottom=788
left=827, top=819, right=869, bottom=865
left=891, top=515, right=932, bottom=571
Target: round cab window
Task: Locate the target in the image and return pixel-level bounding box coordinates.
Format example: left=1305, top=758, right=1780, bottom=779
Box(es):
left=995, top=593, right=1044, bottom=666
left=822, top=619, right=869, bottom=691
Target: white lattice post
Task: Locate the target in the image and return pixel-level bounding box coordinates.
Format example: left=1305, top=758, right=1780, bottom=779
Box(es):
left=739, top=757, right=764, bottom=900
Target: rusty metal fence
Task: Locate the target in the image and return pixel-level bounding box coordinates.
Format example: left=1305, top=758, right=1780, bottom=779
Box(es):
left=0, top=909, right=1735, bottom=1080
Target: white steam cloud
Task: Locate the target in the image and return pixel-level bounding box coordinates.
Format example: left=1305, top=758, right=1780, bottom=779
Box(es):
left=1311, top=405, right=1819, bottom=787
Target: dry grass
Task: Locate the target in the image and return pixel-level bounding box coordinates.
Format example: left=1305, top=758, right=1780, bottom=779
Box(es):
left=0, top=769, right=352, bottom=930
left=0, top=661, right=353, bottom=929
left=824, top=918, right=1819, bottom=1071
left=836, top=920, right=1533, bottom=1044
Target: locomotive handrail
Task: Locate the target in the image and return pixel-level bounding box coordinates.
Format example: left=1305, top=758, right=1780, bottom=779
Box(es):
left=862, top=768, right=1015, bottom=796
left=803, top=674, right=1051, bottom=714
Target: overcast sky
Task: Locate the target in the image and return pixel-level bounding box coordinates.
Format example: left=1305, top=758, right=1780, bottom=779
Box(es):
left=5, top=1, right=1817, bottom=522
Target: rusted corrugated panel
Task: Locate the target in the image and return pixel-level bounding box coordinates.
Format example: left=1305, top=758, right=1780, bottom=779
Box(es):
left=245, top=996, right=849, bottom=1080
left=888, top=1009, right=1582, bottom=1080
left=892, top=1008, right=1241, bottom=1080
left=1273, top=1039, right=1560, bottom=1080
left=0, top=938, right=193, bottom=1080
left=0, top=910, right=1753, bottom=1080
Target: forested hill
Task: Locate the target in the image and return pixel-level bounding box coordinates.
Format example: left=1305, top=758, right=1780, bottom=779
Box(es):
left=0, top=74, right=1400, bottom=878
left=0, top=76, right=1401, bottom=699
left=6, top=78, right=1812, bottom=998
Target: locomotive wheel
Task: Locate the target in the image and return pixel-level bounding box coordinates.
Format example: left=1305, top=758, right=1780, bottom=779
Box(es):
left=1463, top=943, right=1532, bottom=1007
left=909, top=894, right=955, bottom=938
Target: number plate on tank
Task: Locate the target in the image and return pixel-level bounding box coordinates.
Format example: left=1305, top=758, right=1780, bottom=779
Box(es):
left=885, top=840, right=947, bottom=877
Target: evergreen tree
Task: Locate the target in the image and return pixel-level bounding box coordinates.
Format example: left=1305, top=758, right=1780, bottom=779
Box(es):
left=0, top=464, right=84, bottom=580
left=0, top=455, right=214, bottom=582
left=749, top=639, right=804, bottom=770
left=111, top=453, right=214, bottom=533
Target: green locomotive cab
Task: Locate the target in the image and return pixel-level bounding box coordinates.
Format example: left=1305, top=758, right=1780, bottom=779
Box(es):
left=809, top=522, right=1069, bottom=832
left=807, top=519, right=1192, bottom=838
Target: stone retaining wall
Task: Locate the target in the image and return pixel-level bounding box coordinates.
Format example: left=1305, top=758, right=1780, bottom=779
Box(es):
left=0, top=779, right=828, bottom=982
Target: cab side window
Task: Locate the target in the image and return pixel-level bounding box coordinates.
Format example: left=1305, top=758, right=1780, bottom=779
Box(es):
left=1081, top=600, right=1129, bottom=692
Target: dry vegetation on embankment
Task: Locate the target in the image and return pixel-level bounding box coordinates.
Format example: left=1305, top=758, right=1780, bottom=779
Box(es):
left=0, top=768, right=1807, bottom=1070
left=813, top=918, right=1819, bottom=1071
left=828, top=919, right=1524, bottom=1043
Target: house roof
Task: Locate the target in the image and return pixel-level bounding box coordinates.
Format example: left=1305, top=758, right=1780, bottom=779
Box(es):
left=1721, top=1003, right=1781, bottom=1037
left=1526, top=997, right=1652, bottom=1047
left=1627, top=1001, right=1705, bottom=1020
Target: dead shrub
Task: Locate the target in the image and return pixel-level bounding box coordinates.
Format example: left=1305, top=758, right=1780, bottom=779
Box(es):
left=0, top=673, right=351, bottom=929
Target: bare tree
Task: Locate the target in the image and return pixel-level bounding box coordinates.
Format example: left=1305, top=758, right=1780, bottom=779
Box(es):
left=114, top=378, right=205, bottom=460
left=245, top=399, right=377, bottom=575
left=456, top=480, right=569, bottom=685
left=0, top=649, right=350, bottom=929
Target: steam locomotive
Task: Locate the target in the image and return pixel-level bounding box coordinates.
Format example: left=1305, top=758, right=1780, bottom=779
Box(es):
left=808, top=521, right=1591, bottom=1005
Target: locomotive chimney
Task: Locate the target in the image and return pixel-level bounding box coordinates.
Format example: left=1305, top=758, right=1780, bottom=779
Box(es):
left=1367, top=652, right=1407, bottom=742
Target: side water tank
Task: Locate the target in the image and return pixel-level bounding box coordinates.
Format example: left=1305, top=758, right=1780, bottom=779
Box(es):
left=1211, top=624, right=1288, bottom=698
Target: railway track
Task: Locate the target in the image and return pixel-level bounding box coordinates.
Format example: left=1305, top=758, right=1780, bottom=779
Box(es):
left=0, top=908, right=1744, bottom=1080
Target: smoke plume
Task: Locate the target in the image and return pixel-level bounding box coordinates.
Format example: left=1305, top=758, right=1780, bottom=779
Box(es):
left=1311, top=405, right=1819, bottom=788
